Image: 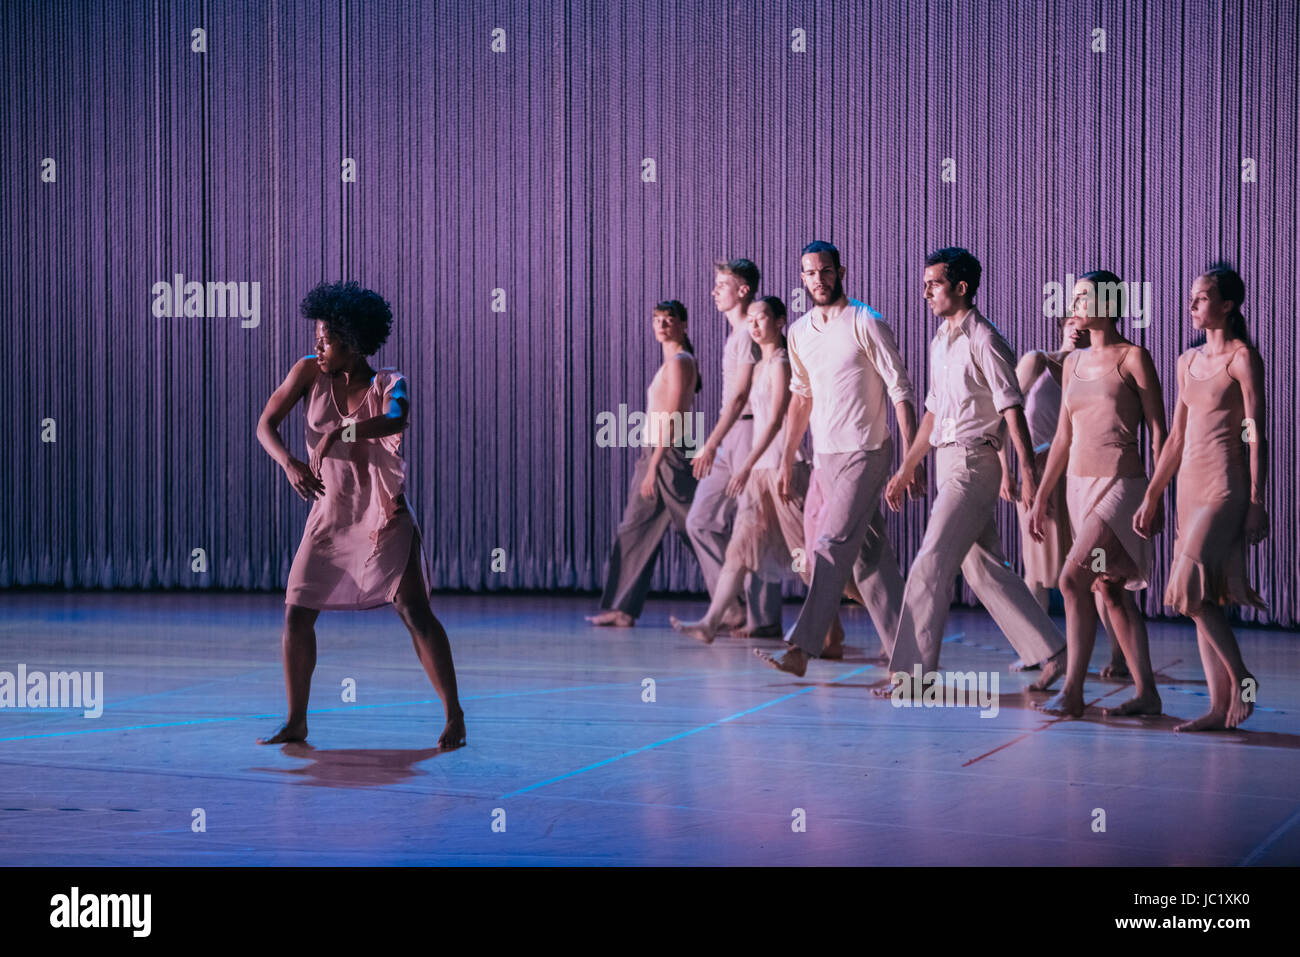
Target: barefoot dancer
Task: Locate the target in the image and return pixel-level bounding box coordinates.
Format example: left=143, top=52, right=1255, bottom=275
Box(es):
left=1029, top=270, right=1167, bottom=718
left=1006, top=316, right=1126, bottom=678
left=670, top=297, right=845, bottom=649
left=686, top=259, right=785, bottom=637
left=1134, top=264, right=1266, bottom=731
left=755, top=241, right=917, bottom=677
left=883, top=248, right=1066, bottom=690
left=587, top=301, right=701, bottom=627
left=255, top=281, right=465, bottom=748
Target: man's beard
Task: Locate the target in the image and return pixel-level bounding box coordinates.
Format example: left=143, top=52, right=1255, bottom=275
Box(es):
left=815, top=277, right=844, bottom=305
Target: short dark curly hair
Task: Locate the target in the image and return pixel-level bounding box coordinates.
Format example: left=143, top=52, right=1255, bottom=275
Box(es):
left=300, top=280, right=393, bottom=356
left=925, top=246, right=981, bottom=301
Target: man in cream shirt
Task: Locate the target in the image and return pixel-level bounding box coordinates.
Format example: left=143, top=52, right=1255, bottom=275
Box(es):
left=882, top=247, right=1066, bottom=688
left=756, top=241, right=920, bottom=676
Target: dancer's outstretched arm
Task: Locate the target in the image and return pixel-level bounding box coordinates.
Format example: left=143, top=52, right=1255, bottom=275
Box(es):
left=256, top=356, right=324, bottom=501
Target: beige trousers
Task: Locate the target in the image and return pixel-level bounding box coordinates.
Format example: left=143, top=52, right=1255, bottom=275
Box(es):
left=888, top=443, right=1065, bottom=674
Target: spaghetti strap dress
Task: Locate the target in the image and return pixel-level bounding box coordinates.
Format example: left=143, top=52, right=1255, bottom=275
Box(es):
left=285, top=367, right=431, bottom=610
left=1163, top=346, right=1266, bottom=614
left=1061, top=347, right=1151, bottom=591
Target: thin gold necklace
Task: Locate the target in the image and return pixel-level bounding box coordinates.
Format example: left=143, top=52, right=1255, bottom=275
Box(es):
left=329, top=368, right=373, bottom=419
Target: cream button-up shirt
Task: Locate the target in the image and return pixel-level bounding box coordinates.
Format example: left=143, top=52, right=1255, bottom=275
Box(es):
left=787, top=298, right=915, bottom=454
left=924, top=308, right=1023, bottom=449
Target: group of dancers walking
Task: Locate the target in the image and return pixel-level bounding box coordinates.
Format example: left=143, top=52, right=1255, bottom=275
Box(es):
left=251, top=243, right=1267, bottom=750
left=586, top=244, right=1267, bottom=730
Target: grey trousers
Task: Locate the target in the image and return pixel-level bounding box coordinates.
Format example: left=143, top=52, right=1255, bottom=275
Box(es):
left=686, top=418, right=785, bottom=629
left=888, top=443, right=1066, bottom=674
left=785, top=444, right=905, bottom=656
left=599, top=445, right=698, bottom=618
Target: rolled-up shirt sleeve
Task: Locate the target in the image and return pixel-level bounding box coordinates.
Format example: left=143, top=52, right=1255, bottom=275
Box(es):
left=974, top=326, right=1023, bottom=413
left=857, top=312, right=915, bottom=407
left=787, top=328, right=812, bottom=398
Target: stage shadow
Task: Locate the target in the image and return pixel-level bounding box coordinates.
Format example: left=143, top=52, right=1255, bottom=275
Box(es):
left=250, top=743, right=449, bottom=788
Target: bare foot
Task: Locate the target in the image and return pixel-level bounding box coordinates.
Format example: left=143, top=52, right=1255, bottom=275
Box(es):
left=1009, top=658, right=1041, bottom=673
left=720, top=604, right=746, bottom=631
left=670, top=615, right=717, bottom=644
left=1035, top=689, right=1084, bottom=717
left=1101, top=656, right=1130, bottom=679
left=732, top=623, right=783, bottom=638
left=438, top=711, right=467, bottom=750
left=754, top=646, right=808, bottom=677
left=1028, top=650, right=1066, bottom=691
left=1227, top=674, right=1256, bottom=728
left=1174, top=710, right=1228, bottom=732
left=258, top=721, right=308, bottom=745
left=585, top=610, right=634, bottom=627
left=1103, top=692, right=1162, bottom=717
left=872, top=671, right=931, bottom=699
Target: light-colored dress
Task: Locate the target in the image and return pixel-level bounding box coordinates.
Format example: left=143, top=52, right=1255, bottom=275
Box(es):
left=1164, top=346, right=1266, bottom=614
left=285, top=367, right=430, bottom=610
left=1016, top=360, right=1069, bottom=588
left=1062, top=348, right=1150, bottom=592
left=726, top=348, right=809, bottom=581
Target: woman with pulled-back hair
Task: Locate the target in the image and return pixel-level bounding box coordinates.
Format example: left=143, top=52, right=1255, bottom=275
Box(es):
left=587, top=300, right=702, bottom=627
left=670, top=295, right=847, bottom=651
left=1134, top=264, right=1266, bottom=731
left=1028, top=270, right=1168, bottom=719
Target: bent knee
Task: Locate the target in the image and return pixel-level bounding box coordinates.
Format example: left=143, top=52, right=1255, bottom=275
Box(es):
left=1058, top=563, right=1092, bottom=595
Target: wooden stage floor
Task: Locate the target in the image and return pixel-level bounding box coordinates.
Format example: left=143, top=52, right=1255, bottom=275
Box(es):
left=0, top=591, right=1296, bottom=865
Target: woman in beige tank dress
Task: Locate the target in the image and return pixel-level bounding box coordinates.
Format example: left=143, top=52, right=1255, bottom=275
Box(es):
left=669, top=297, right=846, bottom=651
left=1134, top=265, right=1266, bottom=731
left=1007, top=314, right=1126, bottom=677
left=1028, top=271, right=1168, bottom=718
left=254, top=281, right=464, bottom=749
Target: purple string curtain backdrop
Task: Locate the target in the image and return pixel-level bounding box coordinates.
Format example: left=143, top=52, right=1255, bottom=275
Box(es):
left=2, top=0, right=1296, bottom=626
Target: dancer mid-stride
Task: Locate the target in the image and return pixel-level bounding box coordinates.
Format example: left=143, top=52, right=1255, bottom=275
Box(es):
left=1007, top=315, right=1126, bottom=679
left=1134, top=264, right=1267, bottom=731
left=587, top=300, right=702, bottom=627
left=1029, top=270, right=1167, bottom=719
left=669, top=296, right=847, bottom=651
left=255, top=280, right=465, bottom=749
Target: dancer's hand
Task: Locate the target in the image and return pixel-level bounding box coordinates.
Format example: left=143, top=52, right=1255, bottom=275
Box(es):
left=1245, top=502, right=1269, bottom=544
left=283, top=457, right=325, bottom=501
left=908, top=460, right=927, bottom=499
left=309, top=427, right=341, bottom=475
left=726, top=465, right=751, bottom=498
left=1027, top=491, right=1049, bottom=543
left=885, top=467, right=911, bottom=511
left=691, top=443, right=716, bottom=479
left=639, top=472, right=656, bottom=501
left=999, top=469, right=1018, bottom=503
left=776, top=462, right=795, bottom=504
left=1132, top=495, right=1161, bottom=539
left=1018, top=467, right=1039, bottom=513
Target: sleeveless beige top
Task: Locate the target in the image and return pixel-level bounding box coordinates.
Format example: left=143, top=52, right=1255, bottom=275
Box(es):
left=1064, top=348, right=1144, bottom=478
